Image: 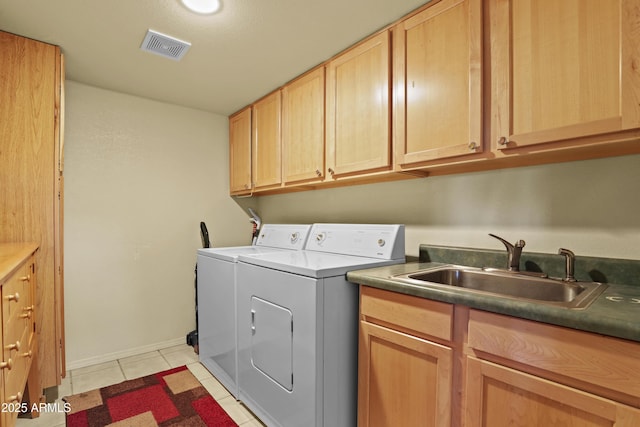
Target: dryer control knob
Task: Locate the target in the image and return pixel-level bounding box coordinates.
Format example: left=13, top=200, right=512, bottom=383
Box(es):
left=315, top=233, right=325, bottom=243
left=291, top=232, right=299, bottom=243
left=378, top=239, right=386, bottom=247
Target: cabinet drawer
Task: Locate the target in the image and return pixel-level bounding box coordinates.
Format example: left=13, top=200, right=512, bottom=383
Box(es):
left=468, top=309, right=640, bottom=402
left=2, top=264, right=28, bottom=324
left=360, top=286, right=453, bottom=342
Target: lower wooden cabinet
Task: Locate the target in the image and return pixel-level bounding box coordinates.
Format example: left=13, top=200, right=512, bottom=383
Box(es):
left=357, top=286, right=640, bottom=427
left=1, top=244, right=40, bottom=427
left=358, top=286, right=453, bottom=427
left=465, top=357, right=640, bottom=427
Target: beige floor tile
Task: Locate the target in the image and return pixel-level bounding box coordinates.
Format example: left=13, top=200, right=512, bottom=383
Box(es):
left=217, top=396, right=254, bottom=425
left=200, top=376, right=232, bottom=400
left=71, top=364, right=125, bottom=394
left=119, top=353, right=171, bottom=380
left=117, top=350, right=162, bottom=364
left=70, top=359, right=119, bottom=377
left=240, top=418, right=267, bottom=427
left=187, top=361, right=214, bottom=381
left=161, top=345, right=199, bottom=368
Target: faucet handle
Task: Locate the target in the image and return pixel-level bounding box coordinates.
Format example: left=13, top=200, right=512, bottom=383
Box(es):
left=558, top=248, right=576, bottom=282
left=488, top=234, right=526, bottom=250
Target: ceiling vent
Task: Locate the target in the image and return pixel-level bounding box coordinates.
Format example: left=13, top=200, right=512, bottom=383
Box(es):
left=140, top=29, right=191, bottom=61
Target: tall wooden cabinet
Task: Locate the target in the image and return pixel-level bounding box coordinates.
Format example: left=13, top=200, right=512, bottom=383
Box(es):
left=0, top=31, right=65, bottom=393
left=488, top=0, right=640, bottom=151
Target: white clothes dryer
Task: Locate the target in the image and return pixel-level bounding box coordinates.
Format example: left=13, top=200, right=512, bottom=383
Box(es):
left=236, top=224, right=405, bottom=427
left=197, top=224, right=311, bottom=398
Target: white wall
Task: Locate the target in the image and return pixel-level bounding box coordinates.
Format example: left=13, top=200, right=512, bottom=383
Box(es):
left=63, top=81, right=252, bottom=369
left=256, top=154, right=640, bottom=260
left=63, top=80, right=640, bottom=370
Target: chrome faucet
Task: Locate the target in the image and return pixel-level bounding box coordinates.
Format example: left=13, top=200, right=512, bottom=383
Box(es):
left=489, top=234, right=525, bottom=272
left=558, top=248, right=577, bottom=282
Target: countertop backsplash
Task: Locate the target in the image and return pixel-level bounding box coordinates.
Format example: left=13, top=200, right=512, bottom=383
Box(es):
left=419, top=244, right=640, bottom=287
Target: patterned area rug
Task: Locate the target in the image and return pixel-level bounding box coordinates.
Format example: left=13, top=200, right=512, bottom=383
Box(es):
left=63, top=365, right=238, bottom=427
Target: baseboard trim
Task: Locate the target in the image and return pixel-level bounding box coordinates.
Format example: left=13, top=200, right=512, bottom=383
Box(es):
left=66, top=337, right=187, bottom=371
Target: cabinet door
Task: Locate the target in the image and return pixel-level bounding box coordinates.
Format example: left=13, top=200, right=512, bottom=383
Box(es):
left=326, top=32, right=391, bottom=178
left=358, top=321, right=452, bottom=427
left=465, top=357, right=640, bottom=427
left=394, top=0, right=483, bottom=166
left=252, top=91, right=282, bottom=190
left=229, top=107, right=252, bottom=195
left=282, top=67, right=325, bottom=184
left=489, top=0, right=640, bottom=151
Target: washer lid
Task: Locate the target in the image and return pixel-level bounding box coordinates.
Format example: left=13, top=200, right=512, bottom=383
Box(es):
left=237, top=250, right=403, bottom=278
left=196, top=224, right=312, bottom=261
left=197, top=245, right=290, bottom=262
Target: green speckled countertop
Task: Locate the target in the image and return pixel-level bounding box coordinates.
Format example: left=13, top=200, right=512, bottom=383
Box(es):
left=347, top=245, right=640, bottom=343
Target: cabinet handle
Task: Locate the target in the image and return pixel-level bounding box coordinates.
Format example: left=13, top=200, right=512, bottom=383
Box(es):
left=328, top=168, right=335, bottom=176
left=468, top=141, right=478, bottom=151
left=5, top=341, right=20, bottom=352
left=21, top=351, right=33, bottom=359
left=4, top=292, right=19, bottom=303
left=20, top=311, right=32, bottom=319
left=24, top=305, right=34, bottom=312
left=315, top=169, right=322, bottom=177
left=498, top=136, right=510, bottom=146
left=20, top=275, right=30, bottom=282
left=6, top=392, right=22, bottom=403
left=0, top=359, right=13, bottom=370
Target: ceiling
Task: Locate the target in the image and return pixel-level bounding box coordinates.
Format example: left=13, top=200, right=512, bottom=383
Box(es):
left=0, top=0, right=429, bottom=116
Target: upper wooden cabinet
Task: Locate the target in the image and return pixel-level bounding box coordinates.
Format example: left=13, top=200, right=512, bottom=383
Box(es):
left=488, top=0, right=640, bottom=151
left=282, top=67, right=325, bottom=185
left=252, top=91, right=282, bottom=190
left=229, top=107, right=252, bottom=195
left=326, top=31, right=391, bottom=179
left=394, top=0, right=483, bottom=167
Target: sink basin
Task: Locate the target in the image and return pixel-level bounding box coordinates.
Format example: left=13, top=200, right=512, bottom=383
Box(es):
left=392, top=265, right=607, bottom=309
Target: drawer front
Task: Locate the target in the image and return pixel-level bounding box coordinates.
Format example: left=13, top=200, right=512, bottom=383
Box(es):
left=360, top=286, right=453, bottom=342
left=2, top=263, right=28, bottom=325
left=468, top=309, right=640, bottom=400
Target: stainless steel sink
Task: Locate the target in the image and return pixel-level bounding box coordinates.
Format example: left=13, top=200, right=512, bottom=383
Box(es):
left=392, top=265, right=607, bottom=309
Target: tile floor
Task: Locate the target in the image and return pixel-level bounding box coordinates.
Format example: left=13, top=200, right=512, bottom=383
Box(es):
left=15, top=344, right=265, bottom=427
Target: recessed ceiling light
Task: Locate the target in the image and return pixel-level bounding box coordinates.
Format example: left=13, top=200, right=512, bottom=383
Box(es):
left=180, top=0, right=221, bottom=14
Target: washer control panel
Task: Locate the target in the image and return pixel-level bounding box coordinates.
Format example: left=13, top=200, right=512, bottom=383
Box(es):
left=255, top=224, right=312, bottom=249
left=305, top=224, right=405, bottom=260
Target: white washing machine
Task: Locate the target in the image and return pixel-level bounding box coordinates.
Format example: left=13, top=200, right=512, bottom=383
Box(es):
left=197, top=224, right=311, bottom=398
left=236, top=224, right=405, bottom=427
